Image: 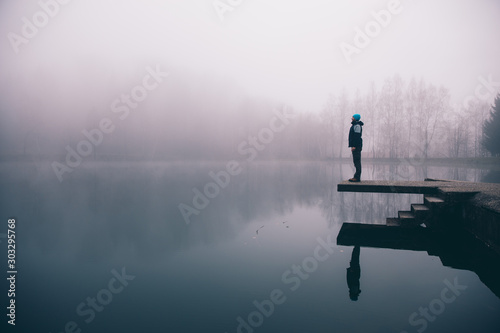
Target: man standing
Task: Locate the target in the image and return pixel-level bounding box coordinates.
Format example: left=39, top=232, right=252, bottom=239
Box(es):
left=348, top=114, right=363, bottom=182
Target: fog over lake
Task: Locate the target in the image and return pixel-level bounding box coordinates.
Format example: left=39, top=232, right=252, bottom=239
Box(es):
left=1, top=1, right=500, bottom=332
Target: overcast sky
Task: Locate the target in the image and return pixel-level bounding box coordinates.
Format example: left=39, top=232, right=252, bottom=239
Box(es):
left=1, top=0, right=499, bottom=112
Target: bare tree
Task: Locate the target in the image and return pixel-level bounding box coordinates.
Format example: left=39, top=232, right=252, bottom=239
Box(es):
left=365, top=82, right=378, bottom=158
left=320, top=94, right=336, bottom=159
left=337, top=89, right=350, bottom=158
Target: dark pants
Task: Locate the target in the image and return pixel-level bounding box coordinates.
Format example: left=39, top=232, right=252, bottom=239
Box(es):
left=352, top=150, right=361, bottom=180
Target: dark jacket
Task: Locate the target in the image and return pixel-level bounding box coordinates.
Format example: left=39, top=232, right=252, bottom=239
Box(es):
left=348, top=120, right=363, bottom=151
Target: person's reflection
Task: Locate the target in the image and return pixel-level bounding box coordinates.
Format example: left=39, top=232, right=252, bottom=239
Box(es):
left=346, top=245, right=361, bottom=301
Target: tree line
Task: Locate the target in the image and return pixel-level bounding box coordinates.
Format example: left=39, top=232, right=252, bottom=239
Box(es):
left=315, top=74, right=496, bottom=160
left=3, top=72, right=499, bottom=161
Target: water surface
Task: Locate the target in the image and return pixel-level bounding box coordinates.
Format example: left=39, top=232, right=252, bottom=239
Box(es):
left=1, top=161, right=499, bottom=333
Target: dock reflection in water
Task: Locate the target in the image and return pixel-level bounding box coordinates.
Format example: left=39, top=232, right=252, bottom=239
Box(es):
left=337, top=223, right=500, bottom=299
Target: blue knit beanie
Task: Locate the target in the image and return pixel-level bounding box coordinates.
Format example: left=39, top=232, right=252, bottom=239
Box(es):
left=353, top=114, right=361, bottom=121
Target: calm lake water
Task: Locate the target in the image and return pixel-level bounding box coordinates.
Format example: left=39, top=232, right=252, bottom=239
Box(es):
left=1, top=161, right=499, bottom=333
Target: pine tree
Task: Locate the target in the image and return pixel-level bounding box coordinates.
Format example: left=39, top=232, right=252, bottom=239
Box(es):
left=483, top=94, right=500, bottom=156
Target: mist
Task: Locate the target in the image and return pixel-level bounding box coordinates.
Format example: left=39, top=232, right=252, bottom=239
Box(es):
left=1, top=0, right=500, bottom=166
left=1, top=1, right=500, bottom=333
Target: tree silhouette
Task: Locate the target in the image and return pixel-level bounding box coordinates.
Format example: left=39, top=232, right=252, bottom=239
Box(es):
left=483, top=94, right=500, bottom=157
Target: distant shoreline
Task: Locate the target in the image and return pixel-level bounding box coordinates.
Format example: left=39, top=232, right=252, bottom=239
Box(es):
left=1, top=154, right=499, bottom=169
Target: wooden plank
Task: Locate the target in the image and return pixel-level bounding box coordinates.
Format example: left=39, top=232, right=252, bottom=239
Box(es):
left=337, top=180, right=445, bottom=194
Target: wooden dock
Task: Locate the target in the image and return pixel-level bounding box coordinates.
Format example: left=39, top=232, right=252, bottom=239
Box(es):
left=336, top=178, right=500, bottom=256
left=337, top=179, right=480, bottom=196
